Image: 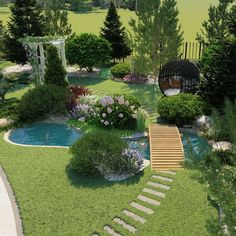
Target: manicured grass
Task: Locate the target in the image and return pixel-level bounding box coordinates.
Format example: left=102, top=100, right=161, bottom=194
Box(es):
left=0, top=80, right=218, bottom=235
left=0, top=0, right=219, bottom=41
left=0, top=134, right=217, bottom=235
left=68, top=76, right=160, bottom=112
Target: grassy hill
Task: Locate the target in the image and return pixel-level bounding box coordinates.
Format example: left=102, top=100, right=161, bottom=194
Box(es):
left=0, top=0, right=218, bottom=41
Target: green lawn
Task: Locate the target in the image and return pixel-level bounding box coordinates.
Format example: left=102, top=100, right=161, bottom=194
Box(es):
left=0, top=0, right=218, bottom=41
left=0, top=78, right=218, bottom=235
left=0, top=133, right=217, bottom=235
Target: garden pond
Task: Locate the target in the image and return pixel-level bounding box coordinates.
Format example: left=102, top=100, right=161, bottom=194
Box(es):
left=7, top=123, right=210, bottom=160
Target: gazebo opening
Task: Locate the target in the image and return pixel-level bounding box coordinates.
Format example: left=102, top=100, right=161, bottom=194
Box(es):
left=159, top=60, right=200, bottom=96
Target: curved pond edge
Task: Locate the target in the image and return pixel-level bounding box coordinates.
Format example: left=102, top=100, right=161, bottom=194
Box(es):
left=0, top=166, right=24, bottom=236
left=4, top=129, right=72, bottom=149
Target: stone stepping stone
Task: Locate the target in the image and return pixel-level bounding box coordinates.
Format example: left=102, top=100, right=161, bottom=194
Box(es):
left=152, top=175, right=173, bottom=182
left=147, top=181, right=170, bottom=190
left=159, top=170, right=176, bottom=175
left=122, top=209, right=146, bottom=224
left=113, top=217, right=137, bottom=234
left=103, top=225, right=122, bottom=236
left=142, top=188, right=166, bottom=198
left=130, top=202, right=154, bottom=215
left=137, top=195, right=161, bottom=206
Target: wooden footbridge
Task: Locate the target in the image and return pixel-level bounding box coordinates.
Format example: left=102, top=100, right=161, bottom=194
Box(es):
left=149, top=124, right=184, bottom=171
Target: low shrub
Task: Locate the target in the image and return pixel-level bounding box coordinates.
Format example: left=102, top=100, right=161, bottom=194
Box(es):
left=19, top=85, right=70, bottom=122
left=68, top=86, right=91, bottom=110
left=110, top=63, right=130, bottom=78
left=70, top=130, right=128, bottom=176
left=157, top=93, right=203, bottom=126
left=69, top=86, right=91, bottom=99
left=123, top=74, right=148, bottom=84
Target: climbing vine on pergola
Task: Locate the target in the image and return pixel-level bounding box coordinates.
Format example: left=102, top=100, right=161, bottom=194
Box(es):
left=21, top=36, right=67, bottom=85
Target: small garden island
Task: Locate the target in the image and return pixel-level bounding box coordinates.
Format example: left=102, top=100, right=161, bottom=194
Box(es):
left=0, top=0, right=235, bottom=235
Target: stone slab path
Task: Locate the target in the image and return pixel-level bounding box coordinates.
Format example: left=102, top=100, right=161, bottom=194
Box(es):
left=0, top=167, right=23, bottom=236
left=97, top=171, right=176, bottom=236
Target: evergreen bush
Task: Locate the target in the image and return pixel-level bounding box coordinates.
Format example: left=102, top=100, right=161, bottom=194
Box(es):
left=19, top=85, right=70, bottom=122
left=157, top=94, right=203, bottom=126
left=44, top=45, right=68, bottom=87
left=110, top=63, right=130, bottom=78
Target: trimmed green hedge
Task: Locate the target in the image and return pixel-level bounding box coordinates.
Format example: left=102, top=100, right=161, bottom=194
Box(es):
left=157, top=93, right=203, bottom=126
left=110, top=63, right=130, bottom=78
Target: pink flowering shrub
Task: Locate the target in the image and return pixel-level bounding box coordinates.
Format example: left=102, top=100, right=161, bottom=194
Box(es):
left=123, top=74, right=148, bottom=84
left=70, top=104, right=97, bottom=122
left=97, top=95, right=137, bottom=129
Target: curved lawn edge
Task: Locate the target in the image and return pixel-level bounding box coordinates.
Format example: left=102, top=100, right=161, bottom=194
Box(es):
left=0, top=166, right=24, bottom=236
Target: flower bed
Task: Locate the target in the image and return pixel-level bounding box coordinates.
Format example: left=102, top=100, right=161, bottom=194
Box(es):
left=69, top=93, right=145, bottom=131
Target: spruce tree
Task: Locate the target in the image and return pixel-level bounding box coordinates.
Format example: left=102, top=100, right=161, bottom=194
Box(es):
left=197, top=0, right=234, bottom=44
left=101, top=0, right=131, bottom=62
left=3, top=0, right=45, bottom=64
left=129, top=0, right=183, bottom=80
left=159, top=0, right=183, bottom=66
left=44, top=45, right=68, bottom=87
left=44, top=0, right=72, bottom=36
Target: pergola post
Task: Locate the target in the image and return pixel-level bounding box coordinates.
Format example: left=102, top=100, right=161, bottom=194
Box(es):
left=38, top=42, right=46, bottom=84
left=23, top=36, right=68, bottom=85
left=60, top=39, right=68, bottom=82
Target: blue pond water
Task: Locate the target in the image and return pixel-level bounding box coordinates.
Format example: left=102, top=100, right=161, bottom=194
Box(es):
left=8, top=123, right=209, bottom=159
left=9, top=123, right=83, bottom=147
left=128, top=132, right=210, bottom=160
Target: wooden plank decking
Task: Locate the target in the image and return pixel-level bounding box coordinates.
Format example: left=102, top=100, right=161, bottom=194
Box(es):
left=149, top=124, right=184, bottom=171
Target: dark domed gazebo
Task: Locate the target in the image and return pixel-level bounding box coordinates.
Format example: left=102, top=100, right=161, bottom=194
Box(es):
left=158, top=60, right=200, bottom=96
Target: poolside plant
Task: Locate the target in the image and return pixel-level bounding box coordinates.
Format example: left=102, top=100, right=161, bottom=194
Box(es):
left=136, top=108, right=148, bottom=131
left=70, top=130, right=127, bottom=176
left=70, top=130, right=144, bottom=178
left=18, top=85, right=70, bottom=122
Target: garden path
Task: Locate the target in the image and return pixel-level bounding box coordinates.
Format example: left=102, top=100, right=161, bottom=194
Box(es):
left=93, top=171, right=176, bottom=236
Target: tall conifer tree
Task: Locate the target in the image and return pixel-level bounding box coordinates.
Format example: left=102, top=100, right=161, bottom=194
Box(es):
left=129, top=0, right=183, bottom=80
left=197, top=0, right=234, bottom=44
left=3, top=0, right=45, bottom=64
left=44, top=0, right=72, bottom=36
left=101, top=0, right=131, bottom=62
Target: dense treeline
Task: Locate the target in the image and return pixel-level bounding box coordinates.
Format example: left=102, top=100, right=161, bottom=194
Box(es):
left=0, top=0, right=136, bottom=11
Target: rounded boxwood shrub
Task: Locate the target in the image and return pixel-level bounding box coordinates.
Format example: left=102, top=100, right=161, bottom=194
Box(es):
left=157, top=93, right=203, bottom=126
left=110, top=63, right=130, bottom=78
left=70, top=130, right=128, bottom=176
left=19, top=85, right=70, bottom=122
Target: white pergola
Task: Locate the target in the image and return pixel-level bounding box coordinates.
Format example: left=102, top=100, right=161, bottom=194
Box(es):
left=22, top=37, right=67, bottom=85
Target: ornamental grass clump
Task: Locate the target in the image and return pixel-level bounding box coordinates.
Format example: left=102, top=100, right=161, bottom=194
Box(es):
left=136, top=108, right=148, bottom=131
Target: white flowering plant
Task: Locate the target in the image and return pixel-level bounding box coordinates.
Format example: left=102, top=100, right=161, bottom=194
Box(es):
left=97, top=95, right=137, bottom=129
